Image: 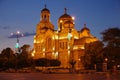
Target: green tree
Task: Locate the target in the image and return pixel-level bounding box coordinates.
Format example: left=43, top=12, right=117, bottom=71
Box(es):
left=101, top=27, right=120, bottom=69
left=0, top=47, right=16, bottom=69
left=50, top=59, right=61, bottom=66
left=69, top=59, right=76, bottom=68
left=82, top=41, right=104, bottom=69
left=35, top=58, right=61, bottom=67
left=35, top=58, right=49, bottom=67
left=17, top=44, right=33, bottom=68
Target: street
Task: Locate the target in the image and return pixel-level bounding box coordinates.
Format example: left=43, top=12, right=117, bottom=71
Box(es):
left=0, top=72, right=120, bottom=80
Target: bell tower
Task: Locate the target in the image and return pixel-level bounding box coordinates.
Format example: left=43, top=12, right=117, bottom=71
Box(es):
left=36, top=5, right=54, bottom=35
left=41, top=5, right=50, bottom=22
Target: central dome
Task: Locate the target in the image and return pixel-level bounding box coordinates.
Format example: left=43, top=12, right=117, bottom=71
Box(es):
left=59, top=13, right=71, bottom=19
left=59, top=8, right=72, bottom=20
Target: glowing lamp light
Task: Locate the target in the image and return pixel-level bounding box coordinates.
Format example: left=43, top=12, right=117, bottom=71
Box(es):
left=21, top=33, right=24, bottom=37
left=10, top=33, right=14, bottom=35
left=81, top=46, right=85, bottom=49
left=32, top=53, right=34, bottom=57
left=105, top=58, right=108, bottom=62
left=72, top=16, right=75, bottom=20
left=60, top=20, right=63, bottom=23
left=15, top=43, right=19, bottom=48
left=17, top=30, right=20, bottom=34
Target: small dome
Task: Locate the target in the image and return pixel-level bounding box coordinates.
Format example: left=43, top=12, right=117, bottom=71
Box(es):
left=41, top=8, right=50, bottom=13
left=81, top=24, right=90, bottom=32
left=81, top=27, right=90, bottom=32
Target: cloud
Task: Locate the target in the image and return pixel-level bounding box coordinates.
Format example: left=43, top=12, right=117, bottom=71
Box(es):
left=8, top=32, right=36, bottom=38
left=3, top=26, right=11, bottom=30
left=0, top=25, right=11, bottom=30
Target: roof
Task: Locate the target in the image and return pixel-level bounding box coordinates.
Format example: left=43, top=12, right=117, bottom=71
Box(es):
left=41, top=8, right=50, bottom=13
left=59, top=13, right=71, bottom=19
left=81, top=24, right=90, bottom=32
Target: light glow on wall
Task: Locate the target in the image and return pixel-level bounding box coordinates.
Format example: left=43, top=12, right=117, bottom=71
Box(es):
left=68, top=50, right=70, bottom=56
left=43, top=53, right=45, bottom=56
left=52, top=36, right=55, bottom=40
left=54, top=52, right=58, bottom=59
left=53, top=47, right=55, bottom=51
left=80, top=46, right=85, bottom=49
left=68, top=45, right=70, bottom=49
left=32, top=50, right=35, bottom=57
left=73, top=46, right=78, bottom=50
left=52, top=52, right=54, bottom=55
left=43, top=48, right=45, bottom=51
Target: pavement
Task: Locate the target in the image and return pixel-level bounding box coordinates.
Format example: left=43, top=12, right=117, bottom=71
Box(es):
left=0, top=72, right=120, bottom=80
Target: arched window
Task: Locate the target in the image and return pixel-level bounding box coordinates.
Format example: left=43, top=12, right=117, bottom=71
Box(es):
left=44, top=15, right=47, bottom=20
left=47, top=38, right=52, bottom=50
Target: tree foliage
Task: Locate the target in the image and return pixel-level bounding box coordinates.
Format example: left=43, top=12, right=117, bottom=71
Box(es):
left=82, top=41, right=104, bottom=69
left=101, top=27, right=120, bottom=46
left=35, top=58, right=61, bottom=67
left=0, top=47, right=16, bottom=69
left=17, top=44, right=33, bottom=68
left=0, top=44, right=33, bottom=70
left=101, top=27, right=120, bottom=68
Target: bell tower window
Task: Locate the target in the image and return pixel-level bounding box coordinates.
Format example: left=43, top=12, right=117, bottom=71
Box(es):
left=44, top=15, right=47, bottom=20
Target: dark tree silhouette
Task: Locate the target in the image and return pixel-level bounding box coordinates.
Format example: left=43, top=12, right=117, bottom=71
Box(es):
left=82, top=41, right=104, bottom=69
left=101, top=27, right=120, bottom=69
left=0, top=47, right=16, bottom=69
left=50, top=59, right=61, bottom=66
left=17, top=44, right=33, bottom=68
left=35, top=58, right=49, bottom=67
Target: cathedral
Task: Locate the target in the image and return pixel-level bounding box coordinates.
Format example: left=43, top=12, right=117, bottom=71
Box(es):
left=32, top=6, right=98, bottom=69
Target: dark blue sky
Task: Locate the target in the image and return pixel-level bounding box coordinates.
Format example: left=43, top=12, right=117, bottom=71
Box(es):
left=0, top=0, right=120, bottom=51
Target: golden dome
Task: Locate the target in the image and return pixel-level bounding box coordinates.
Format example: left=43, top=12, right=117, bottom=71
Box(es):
left=59, top=8, right=72, bottom=20
left=81, top=24, right=90, bottom=32
left=59, top=14, right=72, bottom=19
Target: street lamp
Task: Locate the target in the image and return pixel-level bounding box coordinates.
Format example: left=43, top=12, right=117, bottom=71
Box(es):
left=105, top=58, right=108, bottom=62
left=103, top=58, right=108, bottom=72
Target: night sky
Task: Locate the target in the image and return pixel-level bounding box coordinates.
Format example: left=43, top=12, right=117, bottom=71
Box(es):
left=0, top=0, right=120, bottom=51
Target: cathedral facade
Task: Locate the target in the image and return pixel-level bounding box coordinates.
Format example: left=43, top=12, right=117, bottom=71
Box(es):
left=32, top=6, right=98, bottom=69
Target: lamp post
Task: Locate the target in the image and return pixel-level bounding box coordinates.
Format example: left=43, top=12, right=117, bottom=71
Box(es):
left=14, top=30, right=20, bottom=71
left=15, top=30, right=21, bottom=53
left=103, top=58, right=108, bottom=72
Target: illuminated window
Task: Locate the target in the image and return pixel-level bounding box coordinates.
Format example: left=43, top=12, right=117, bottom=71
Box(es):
left=44, top=15, right=47, bottom=20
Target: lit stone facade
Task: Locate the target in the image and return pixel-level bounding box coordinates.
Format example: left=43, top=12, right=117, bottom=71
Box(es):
left=32, top=7, right=98, bottom=69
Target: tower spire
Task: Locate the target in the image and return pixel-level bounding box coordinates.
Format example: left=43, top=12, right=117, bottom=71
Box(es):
left=45, top=4, right=47, bottom=8
left=64, top=8, right=67, bottom=14
left=84, top=23, right=86, bottom=28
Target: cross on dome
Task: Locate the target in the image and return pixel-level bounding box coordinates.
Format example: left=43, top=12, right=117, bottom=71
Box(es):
left=84, top=24, right=87, bottom=28
left=45, top=4, right=47, bottom=8
left=64, top=8, right=67, bottom=14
